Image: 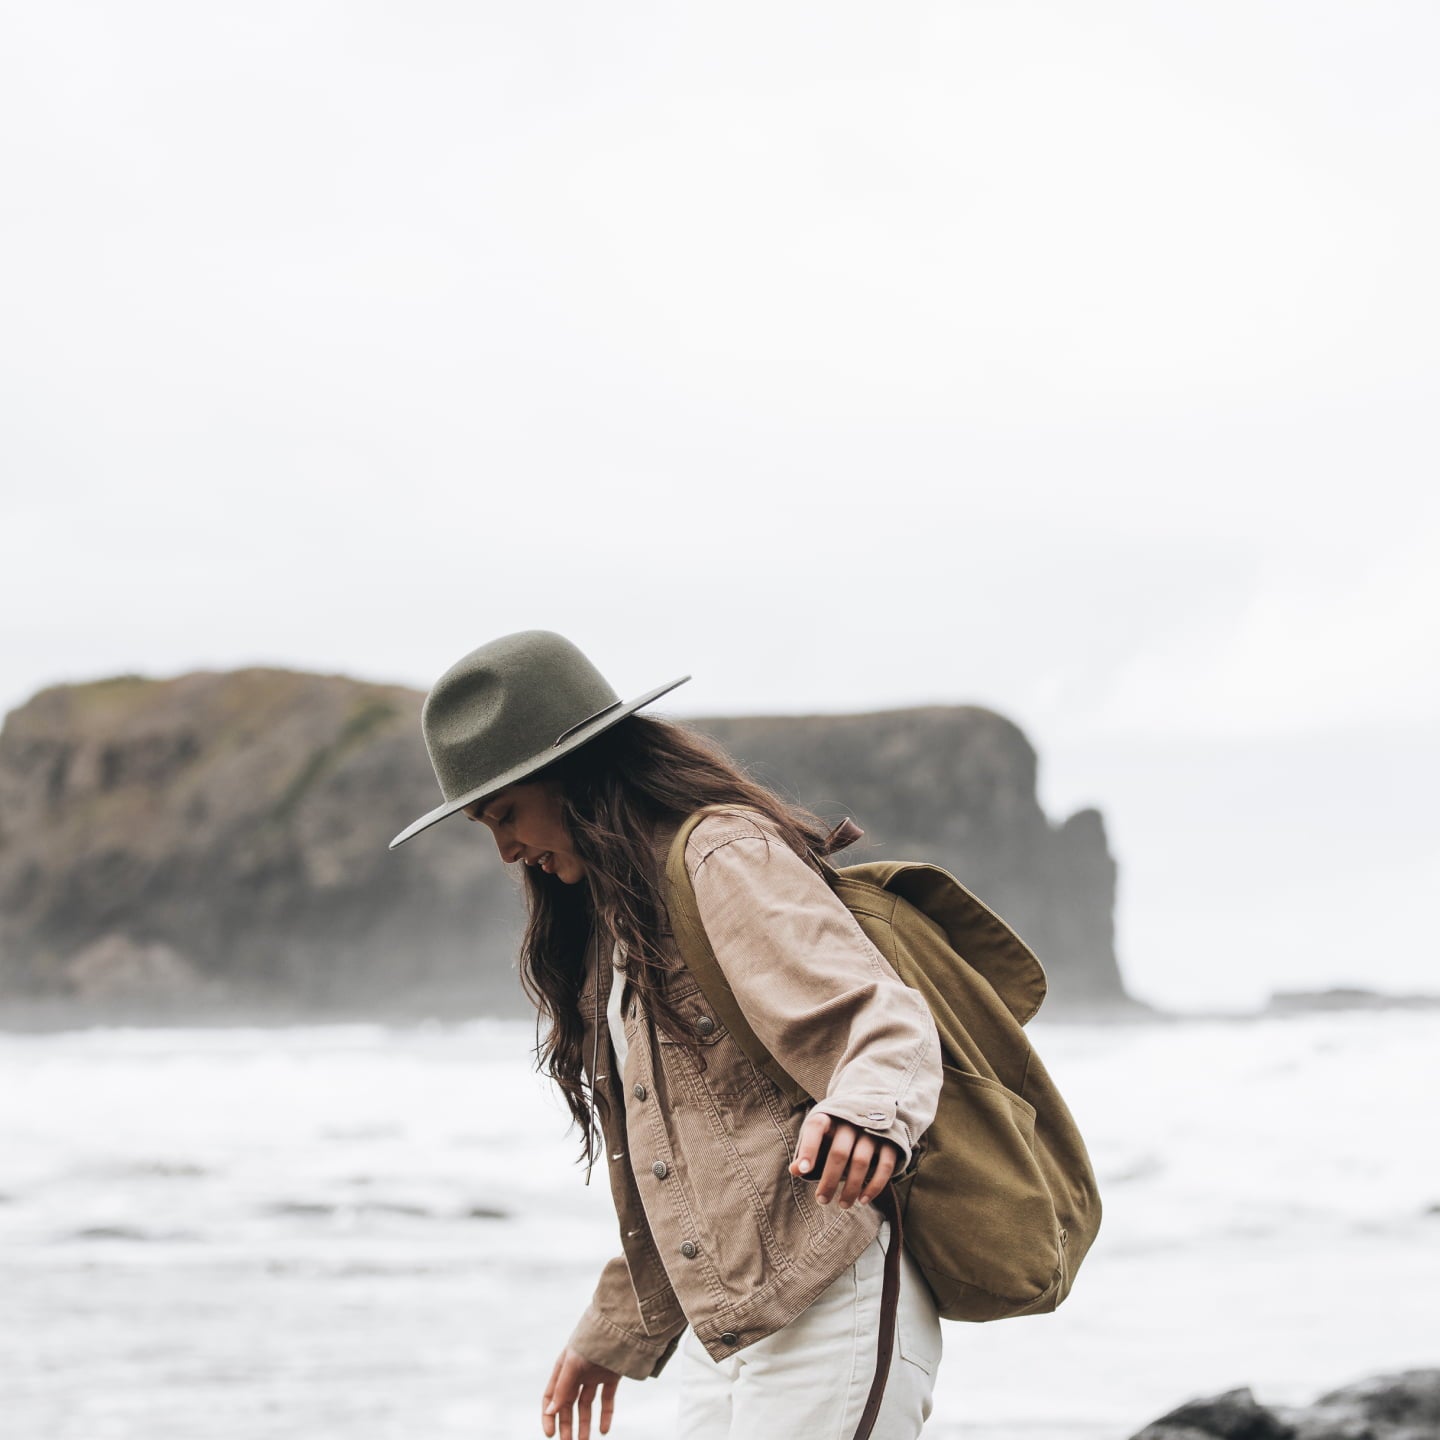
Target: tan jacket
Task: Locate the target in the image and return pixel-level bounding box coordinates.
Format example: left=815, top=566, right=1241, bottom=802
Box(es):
left=567, top=809, right=943, bottom=1379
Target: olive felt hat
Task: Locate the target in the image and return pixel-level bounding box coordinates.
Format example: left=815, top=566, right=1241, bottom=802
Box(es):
left=388, top=630, right=690, bottom=849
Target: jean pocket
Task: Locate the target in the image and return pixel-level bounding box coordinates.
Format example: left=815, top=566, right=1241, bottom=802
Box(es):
left=895, top=1243, right=943, bottom=1376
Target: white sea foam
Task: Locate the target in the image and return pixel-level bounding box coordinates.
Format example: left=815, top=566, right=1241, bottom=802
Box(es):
left=2, top=1011, right=1436, bottom=1439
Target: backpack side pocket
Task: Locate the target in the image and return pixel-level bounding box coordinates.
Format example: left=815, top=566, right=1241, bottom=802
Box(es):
left=902, top=1064, right=1063, bottom=1321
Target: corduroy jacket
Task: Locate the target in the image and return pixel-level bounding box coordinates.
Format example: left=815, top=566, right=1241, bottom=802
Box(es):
left=566, top=808, right=943, bottom=1379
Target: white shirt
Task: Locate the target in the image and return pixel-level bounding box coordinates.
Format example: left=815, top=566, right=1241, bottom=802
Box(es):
left=606, top=938, right=629, bottom=1075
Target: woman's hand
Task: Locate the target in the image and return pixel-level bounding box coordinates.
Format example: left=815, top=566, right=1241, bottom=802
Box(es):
left=542, top=1346, right=620, bottom=1440
left=787, top=1111, right=900, bottom=1208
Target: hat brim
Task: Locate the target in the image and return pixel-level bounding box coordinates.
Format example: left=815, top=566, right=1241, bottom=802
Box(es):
left=387, top=674, right=691, bottom=849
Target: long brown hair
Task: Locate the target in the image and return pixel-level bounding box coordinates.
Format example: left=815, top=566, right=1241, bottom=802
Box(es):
left=513, top=713, right=837, bottom=1164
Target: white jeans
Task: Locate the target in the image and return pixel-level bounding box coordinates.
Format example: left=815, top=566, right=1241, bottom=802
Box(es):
left=675, top=1222, right=943, bottom=1439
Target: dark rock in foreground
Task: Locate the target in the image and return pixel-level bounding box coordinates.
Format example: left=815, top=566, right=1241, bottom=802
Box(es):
left=1132, top=1369, right=1440, bottom=1440
left=0, top=670, right=1130, bottom=1021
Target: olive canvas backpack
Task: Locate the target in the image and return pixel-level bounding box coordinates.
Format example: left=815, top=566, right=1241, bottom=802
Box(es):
left=662, top=806, right=1103, bottom=1330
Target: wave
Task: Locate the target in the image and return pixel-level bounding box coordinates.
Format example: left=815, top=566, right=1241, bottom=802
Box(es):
left=59, top=1225, right=203, bottom=1243
left=260, top=1198, right=509, bottom=1222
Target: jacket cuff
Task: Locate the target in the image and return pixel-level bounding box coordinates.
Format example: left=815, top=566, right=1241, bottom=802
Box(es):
left=810, top=1096, right=916, bottom=1170
left=568, top=1303, right=686, bottom=1381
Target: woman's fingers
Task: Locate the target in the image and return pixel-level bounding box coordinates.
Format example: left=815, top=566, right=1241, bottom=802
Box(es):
left=836, top=1133, right=876, bottom=1209
left=576, top=1381, right=596, bottom=1440
left=557, top=1374, right=578, bottom=1440
left=542, top=1348, right=621, bottom=1440
left=859, top=1141, right=898, bottom=1203
left=788, top=1109, right=832, bottom=1178
left=795, top=1114, right=904, bottom=1207
left=545, top=1350, right=583, bottom=1440
left=815, top=1122, right=856, bottom=1204
left=541, top=1350, right=566, bottom=1438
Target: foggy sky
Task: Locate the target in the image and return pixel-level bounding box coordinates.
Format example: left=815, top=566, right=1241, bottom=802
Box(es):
left=2, top=2, right=1436, bottom=1009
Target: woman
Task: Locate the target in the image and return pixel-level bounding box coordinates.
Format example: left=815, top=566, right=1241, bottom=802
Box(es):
left=390, top=631, right=944, bottom=1439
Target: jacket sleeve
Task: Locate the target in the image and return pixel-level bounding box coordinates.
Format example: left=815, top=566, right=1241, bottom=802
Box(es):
left=567, top=1252, right=686, bottom=1380
left=686, top=812, right=942, bottom=1167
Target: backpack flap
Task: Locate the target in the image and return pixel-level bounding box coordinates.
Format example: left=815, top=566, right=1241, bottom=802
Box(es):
left=845, top=861, right=1048, bottom=1027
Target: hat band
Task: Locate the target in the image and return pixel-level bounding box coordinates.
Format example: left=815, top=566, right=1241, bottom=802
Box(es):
left=552, top=699, right=624, bottom=748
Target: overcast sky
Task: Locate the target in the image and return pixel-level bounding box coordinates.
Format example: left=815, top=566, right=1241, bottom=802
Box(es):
left=2, top=2, right=1436, bottom=1010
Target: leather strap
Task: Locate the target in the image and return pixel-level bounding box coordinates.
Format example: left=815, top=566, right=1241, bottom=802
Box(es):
left=852, top=1185, right=903, bottom=1440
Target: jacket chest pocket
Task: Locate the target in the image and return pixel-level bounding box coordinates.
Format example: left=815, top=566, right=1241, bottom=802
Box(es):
left=654, top=982, right=763, bottom=1102
left=654, top=982, right=727, bottom=1047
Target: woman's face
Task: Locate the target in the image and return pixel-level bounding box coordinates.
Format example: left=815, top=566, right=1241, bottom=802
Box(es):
left=462, top=781, right=586, bottom=884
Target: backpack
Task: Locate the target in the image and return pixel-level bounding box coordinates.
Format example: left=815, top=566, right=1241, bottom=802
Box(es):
left=662, top=806, right=1103, bottom=1326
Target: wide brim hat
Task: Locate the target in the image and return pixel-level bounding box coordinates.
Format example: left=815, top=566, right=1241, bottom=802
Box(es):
left=388, top=630, right=689, bottom=849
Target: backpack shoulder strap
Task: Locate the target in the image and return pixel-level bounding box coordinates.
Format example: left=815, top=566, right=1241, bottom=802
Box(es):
left=662, top=807, right=811, bottom=1107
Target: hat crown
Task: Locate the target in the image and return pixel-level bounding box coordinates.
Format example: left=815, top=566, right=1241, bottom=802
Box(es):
left=421, top=630, right=620, bottom=802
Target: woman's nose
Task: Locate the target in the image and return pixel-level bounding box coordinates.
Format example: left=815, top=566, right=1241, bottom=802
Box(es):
left=496, top=835, right=523, bottom=864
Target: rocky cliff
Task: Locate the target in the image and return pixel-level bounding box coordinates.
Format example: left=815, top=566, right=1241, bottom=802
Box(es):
left=693, top=709, right=1122, bottom=1008
left=0, top=670, right=1130, bottom=1020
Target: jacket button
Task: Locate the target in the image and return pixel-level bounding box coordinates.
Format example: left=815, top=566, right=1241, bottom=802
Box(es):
left=719, top=1331, right=739, bottom=1346
left=694, top=1015, right=716, bottom=1037
left=633, top=1084, right=647, bottom=1101
left=680, top=1241, right=698, bottom=1259
left=651, top=1161, right=669, bottom=1179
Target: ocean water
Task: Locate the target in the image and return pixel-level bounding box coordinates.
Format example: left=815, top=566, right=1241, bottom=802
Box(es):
left=2, top=1010, right=1437, bottom=1439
